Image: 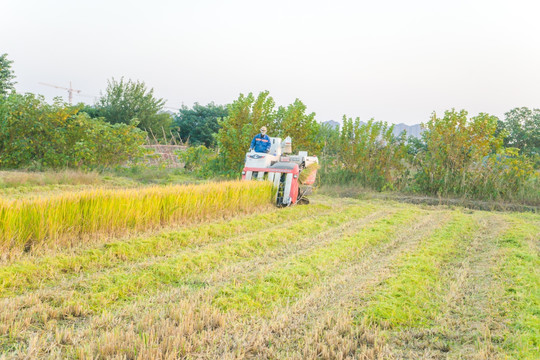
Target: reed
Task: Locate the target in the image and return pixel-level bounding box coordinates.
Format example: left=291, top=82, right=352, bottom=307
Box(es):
left=0, top=180, right=274, bottom=256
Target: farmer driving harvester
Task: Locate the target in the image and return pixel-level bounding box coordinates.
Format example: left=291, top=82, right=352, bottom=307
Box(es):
left=250, top=126, right=271, bottom=153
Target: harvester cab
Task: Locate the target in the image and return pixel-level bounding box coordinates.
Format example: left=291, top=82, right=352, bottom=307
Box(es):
left=242, top=136, right=319, bottom=206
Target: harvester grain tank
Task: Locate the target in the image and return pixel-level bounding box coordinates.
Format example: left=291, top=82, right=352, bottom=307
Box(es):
left=241, top=136, right=319, bottom=206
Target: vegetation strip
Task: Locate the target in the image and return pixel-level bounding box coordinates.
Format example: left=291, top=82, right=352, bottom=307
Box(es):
left=372, top=213, right=510, bottom=358
left=212, top=207, right=421, bottom=315
left=0, top=203, right=332, bottom=297
left=357, top=211, right=477, bottom=328
left=0, top=180, right=274, bottom=256
left=494, top=215, right=539, bottom=359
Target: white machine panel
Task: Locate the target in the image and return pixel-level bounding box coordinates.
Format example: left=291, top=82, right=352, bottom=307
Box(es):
left=283, top=173, right=293, bottom=205
left=273, top=172, right=282, bottom=188
left=268, top=137, right=282, bottom=156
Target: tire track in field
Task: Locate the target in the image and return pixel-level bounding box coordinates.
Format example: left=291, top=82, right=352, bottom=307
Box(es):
left=211, top=207, right=419, bottom=314
left=383, top=212, right=508, bottom=359
left=0, top=202, right=382, bottom=354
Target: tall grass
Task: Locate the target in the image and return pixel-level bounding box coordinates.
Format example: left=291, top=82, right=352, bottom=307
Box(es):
left=0, top=169, right=101, bottom=188
left=0, top=180, right=273, bottom=256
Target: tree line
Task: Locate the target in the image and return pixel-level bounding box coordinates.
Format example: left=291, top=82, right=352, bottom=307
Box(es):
left=179, top=91, right=538, bottom=204
left=1, top=53, right=538, bottom=202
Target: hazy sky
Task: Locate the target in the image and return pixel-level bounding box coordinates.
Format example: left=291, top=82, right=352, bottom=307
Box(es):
left=3, top=0, right=540, bottom=125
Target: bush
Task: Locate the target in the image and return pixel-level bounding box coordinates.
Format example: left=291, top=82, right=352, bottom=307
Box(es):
left=0, top=93, right=146, bottom=169
left=465, top=148, right=536, bottom=201
left=319, top=109, right=539, bottom=203
left=177, top=145, right=218, bottom=177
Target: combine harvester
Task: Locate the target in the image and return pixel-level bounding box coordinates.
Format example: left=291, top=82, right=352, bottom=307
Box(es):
left=242, top=136, right=319, bottom=206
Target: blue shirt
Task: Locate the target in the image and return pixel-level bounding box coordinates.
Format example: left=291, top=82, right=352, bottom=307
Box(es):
left=250, top=134, right=271, bottom=153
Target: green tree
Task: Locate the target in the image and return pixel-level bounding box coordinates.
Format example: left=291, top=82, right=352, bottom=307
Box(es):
left=214, top=91, right=329, bottom=176
left=415, top=109, right=503, bottom=195
left=216, top=91, right=276, bottom=174
left=0, top=53, right=16, bottom=97
left=96, top=77, right=172, bottom=137
left=174, top=102, right=228, bottom=147
left=335, top=117, right=408, bottom=189
left=274, top=99, right=321, bottom=153
left=315, top=122, right=340, bottom=172
left=79, top=104, right=101, bottom=118
left=500, top=107, right=540, bottom=157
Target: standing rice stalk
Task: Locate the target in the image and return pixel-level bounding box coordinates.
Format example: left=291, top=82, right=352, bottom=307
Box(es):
left=0, top=180, right=273, bottom=257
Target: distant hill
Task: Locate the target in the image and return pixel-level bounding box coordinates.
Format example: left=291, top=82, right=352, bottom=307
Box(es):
left=392, top=123, right=423, bottom=138
left=322, top=120, right=423, bottom=139
left=322, top=120, right=340, bottom=129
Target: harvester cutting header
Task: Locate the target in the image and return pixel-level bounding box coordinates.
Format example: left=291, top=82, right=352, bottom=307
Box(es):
left=242, top=127, right=319, bottom=206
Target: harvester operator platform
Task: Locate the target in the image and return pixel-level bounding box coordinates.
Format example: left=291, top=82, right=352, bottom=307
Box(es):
left=250, top=126, right=271, bottom=153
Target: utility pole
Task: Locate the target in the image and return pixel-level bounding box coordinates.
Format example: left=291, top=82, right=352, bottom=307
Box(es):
left=39, top=81, right=82, bottom=104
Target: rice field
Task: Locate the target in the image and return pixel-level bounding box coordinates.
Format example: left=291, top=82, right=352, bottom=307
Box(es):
left=0, top=181, right=274, bottom=259
left=0, top=184, right=538, bottom=359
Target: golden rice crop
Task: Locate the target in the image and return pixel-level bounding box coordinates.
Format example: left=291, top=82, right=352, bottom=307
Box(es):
left=299, top=162, right=320, bottom=184
left=0, top=180, right=273, bottom=256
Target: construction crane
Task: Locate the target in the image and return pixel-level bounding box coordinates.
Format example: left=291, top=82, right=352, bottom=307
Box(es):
left=39, top=81, right=82, bottom=104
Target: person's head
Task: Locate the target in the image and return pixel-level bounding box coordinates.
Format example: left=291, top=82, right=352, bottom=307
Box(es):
left=260, top=126, right=267, bottom=135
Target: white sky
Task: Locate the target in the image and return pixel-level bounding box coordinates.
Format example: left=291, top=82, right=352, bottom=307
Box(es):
left=2, top=0, right=539, bottom=125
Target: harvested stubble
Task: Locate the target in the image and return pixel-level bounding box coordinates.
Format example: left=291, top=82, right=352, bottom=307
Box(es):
left=0, top=180, right=273, bottom=256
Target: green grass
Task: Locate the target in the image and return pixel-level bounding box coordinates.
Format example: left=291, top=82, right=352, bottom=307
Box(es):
left=0, top=170, right=101, bottom=188
left=495, top=216, right=539, bottom=359
left=357, top=211, right=476, bottom=328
